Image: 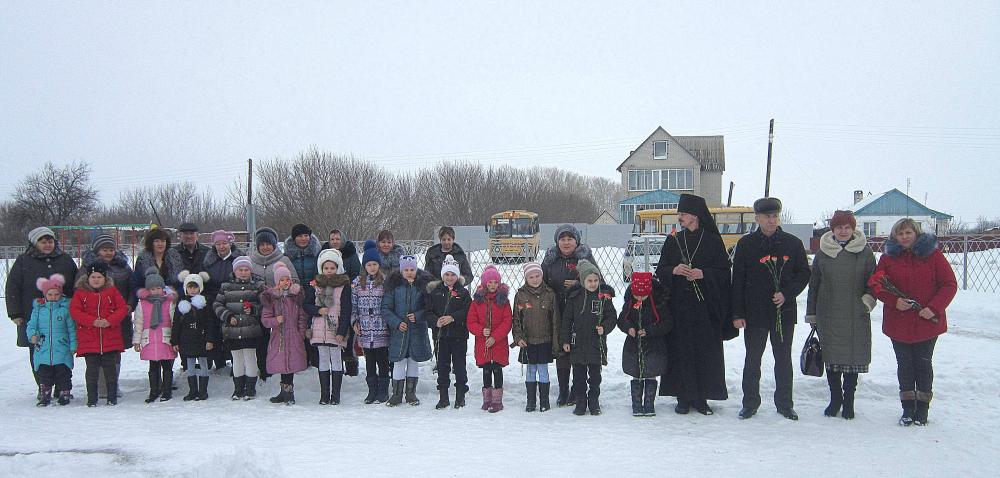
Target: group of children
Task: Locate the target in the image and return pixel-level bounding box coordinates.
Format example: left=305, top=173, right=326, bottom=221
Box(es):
left=27, top=237, right=668, bottom=417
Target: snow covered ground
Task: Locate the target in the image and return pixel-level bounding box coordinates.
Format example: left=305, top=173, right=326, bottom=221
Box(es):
left=0, top=290, right=998, bottom=477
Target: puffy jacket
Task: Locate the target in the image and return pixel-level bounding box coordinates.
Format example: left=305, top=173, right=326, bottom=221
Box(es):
left=214, top=277, right=266, bottom=349
left=351, top=274, right=389, bottom=349
left=171, top=294, right=221, bottom=357
left=424, top=279, right=472, bottom=340
left=5, top=243, right=77, bottom=347
left=26, top=297, right=76, bottom=370
left=303, top=273, right=353, bottom=346
left=382, top=270, right=433, bottom=363
left=467, top=284, right=513, bottom=367
left=560, top=284, right=617, bottom=366
left=132, top=288, right=178, bottom=361
left=70, top=279, right=128, bottom=355
left=261, top=284, right=310, bottom=374
left=512, top=283, right=560, bottom=355
left=77, top=250, right=133, bottom=347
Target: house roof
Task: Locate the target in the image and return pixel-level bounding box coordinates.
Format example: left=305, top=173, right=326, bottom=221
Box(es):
left=616, top=126, right=726, bottom=172
left=618, top=189, right=682, bottom=205
left=851, top=188, right=953, bottom=219
left=592, top=210, right=619, bottom=224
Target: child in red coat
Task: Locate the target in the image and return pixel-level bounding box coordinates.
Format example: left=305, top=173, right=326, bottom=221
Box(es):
left=467, top=265, right=512, bottom=413
left=70, top=262, right=129, bottom=407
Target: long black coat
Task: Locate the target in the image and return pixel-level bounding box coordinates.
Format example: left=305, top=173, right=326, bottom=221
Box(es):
left=731, top=227, right=811, bottom=329
left=655, top=228, right=734, bottom=400
left=541, top=244, right=596, bottom=316
left=617, top=280, right=672, bottom=378
left=171, top=295, right=221, bottom=357
left=423, top=243, right=475, bottom=286
left=5, top=245, right=78, bottom=347
left=424, top=279, right=472, bottom=340
left=559, top=284, right=617, bottom=366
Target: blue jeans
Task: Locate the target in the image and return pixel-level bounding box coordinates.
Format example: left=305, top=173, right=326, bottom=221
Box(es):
left=526, top=363, right=550, bottom=383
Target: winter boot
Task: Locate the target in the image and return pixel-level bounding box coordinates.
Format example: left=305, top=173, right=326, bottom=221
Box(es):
left=588, top=385, right=602, bottom=416
left=160, top=368, right=174, bottom=401
left=676, top=398, right=691, bottom=415
left=319, top=370, right=332, bottom=405
left=375, top=377, right=391, bottom=404
left=244, top=376, right=258, bottom=400
left=841, top=373, right=858, bottom=420
left=285, top=383, right=296, bottom=405
left=538, top=383, right=551, bottom=412
left=232, top=376, right=246, bottom=401
left=556, top=367, right=571, bottom=407
left=572, top=392, right=588, bottom=416
left=481, top=387, right=492, bottom=411
left=643, top=379, right=658, bottom=416
left=913, top=391, right=932, bottom=426
left=36, top=385, right=52, bottom=407
left=184, top=376, right=200, bottom=401
left=630, top=380, right=644, bottom=417
left=435, top=386, right=451, bottom=409
left=489, top=387, right=504, bottom=413
left=330, top=371, right=343, bottom=405
left=525, top=382, right=537, bottom=412
left=197, top=376, right=210, bottom=400
left=825, top=372, right=843, bottom=417
left=404, top=377, right=420, bottom=406
left=145, top=368, right=161, bottom=403
left=899, top=391, right=916, bottom=426
left=269, top=383, right=288, bottom=404
left=386, top=379, right=405, bottom=407
left=454, top=385, right=468, bottom=409
left=693, top=399, right=714, bottom=416
left=57, top=390, right=71, bottom=406
left=363, top=375, right=378, bottom=404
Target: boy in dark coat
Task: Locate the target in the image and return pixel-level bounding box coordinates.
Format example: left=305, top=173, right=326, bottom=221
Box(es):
left=560, top=259, right=616, bottom=416
left=618, top=272, right=672, bottom=417
left=424, top=254, right=473, bottom=409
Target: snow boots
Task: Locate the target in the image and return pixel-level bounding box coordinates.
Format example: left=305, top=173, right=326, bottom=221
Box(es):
left=375, top=377, right=391, bottom=404
left=244, top=376, right=257, bottom=400
left=538, top=383, right=551, bottom=412
left=572, top=393, right=588, bottom=416
left=146, top=368, right=161, bottom=403
left=525, top=382, right=537, bottom=412
left=454, top=385, right=468, bottom=409
left=330, top=371, right=343, bottom=405
left=481, top=387, right=492, bottom=411
left=899, top=391, right=916, bottom=426
left=841, top=373, right=858, bottom=420
left=270, top=383, right=295, bottom=405
left=198, top=376, right=209, bottom=401
left=159, top=368, right=173, bottom=401
left=436, top=386, right=450, bottom=409
left=386, top=379, right=404, bottom=407
left=319, top=371, right=331, bottom=405
left=588, top=385, right=602, bottom=416
left=913, top=391, right=933, bottom=426
left=642, top=379, right=658, bottom=416
left=404, top=377, right=420, bottom=406
left=489, top=387, right=504, bottom=413
left=184, top=376, right=199, bottom=401
left=232, top=376, right=246, bottom=401
left=36, top=384, right=52, bottom=407
left=825, top=372, right=843, bottom=417
left=364, top=375, right=378, bottom=404
left=57, top=390, right=71, bottom=406
left=630, top=380, right=644, bottom=416
left=556, top=367, right=572, bottom=407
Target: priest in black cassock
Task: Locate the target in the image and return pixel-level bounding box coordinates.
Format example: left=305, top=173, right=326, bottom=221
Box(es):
left=655, top=193, right=738, bottom=415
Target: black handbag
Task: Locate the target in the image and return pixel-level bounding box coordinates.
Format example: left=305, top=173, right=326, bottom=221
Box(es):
left=800, top=328, right=824, bottom=377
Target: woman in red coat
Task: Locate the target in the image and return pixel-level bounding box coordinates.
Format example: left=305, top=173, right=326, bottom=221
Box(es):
left=467, top=265, right=512, bottom=413
left=870, top=218, right=957, bottom=427
left=70, top=262, right=129, bottom=406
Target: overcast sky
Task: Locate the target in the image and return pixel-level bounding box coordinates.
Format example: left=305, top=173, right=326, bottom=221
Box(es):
left=2, top=1, right=998, bottom=226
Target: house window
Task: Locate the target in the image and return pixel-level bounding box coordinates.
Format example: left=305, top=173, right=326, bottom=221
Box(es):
left=628, top=170, right=656, bottom=191
left=653, top=141, right=668, bottom=159
left=661, top=169, right=693, bottom=190
left=863, top=222, right=877, bottom=237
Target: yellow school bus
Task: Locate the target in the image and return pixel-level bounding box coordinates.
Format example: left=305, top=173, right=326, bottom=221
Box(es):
left=634, top=206, right=756, bottom=251
left=486, top=210, right=540, bottom=263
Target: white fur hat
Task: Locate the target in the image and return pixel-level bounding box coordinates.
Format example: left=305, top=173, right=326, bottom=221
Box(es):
left=317, top=248, right=345, bottom=274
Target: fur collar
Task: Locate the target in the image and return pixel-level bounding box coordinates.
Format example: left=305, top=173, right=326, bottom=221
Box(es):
left=473, top=283, right=510, bottom=305
left=384, top=269, right=432, bottom=292
left=314, top=273, right=351, bottom=288
left=74, top=272, right=121, bottom=292
left=541, top=243, right=592, bottom=267
left=819, top=230, right=868, bottom=258
left=283, top=234, right=322, bottom=259
left=885, top=233, right=938, bottom=258
left=266, top=283, right=302, bottom=298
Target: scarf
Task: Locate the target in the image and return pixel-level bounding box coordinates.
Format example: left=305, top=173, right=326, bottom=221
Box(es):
left=148, top=294, right=166, bottom=329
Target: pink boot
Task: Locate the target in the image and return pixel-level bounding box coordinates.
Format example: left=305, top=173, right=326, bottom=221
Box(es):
left=481, top=387, right=492, bottom=411
left=489, top=387, right=504, bottom=413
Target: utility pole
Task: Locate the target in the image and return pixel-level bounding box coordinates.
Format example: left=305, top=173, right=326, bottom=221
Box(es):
left=246, top=158, right=256, bottom=236
left=764, top=118, right=775, bottom=197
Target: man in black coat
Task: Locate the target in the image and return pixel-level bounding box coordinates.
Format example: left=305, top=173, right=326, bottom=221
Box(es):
left=175, top=222, right=210, bottom=274
left=731, top=198, right=811, bottom=420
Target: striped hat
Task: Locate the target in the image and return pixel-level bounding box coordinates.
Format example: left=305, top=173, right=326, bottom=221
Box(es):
left=232, top=256, right=253, bottom=272
left=92, top=233, right=116, bottom=252
left=522, top=261, right=542, bottom=279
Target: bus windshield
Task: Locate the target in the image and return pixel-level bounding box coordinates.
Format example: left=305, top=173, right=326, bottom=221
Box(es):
left=491, top=218, right=536, bottom=238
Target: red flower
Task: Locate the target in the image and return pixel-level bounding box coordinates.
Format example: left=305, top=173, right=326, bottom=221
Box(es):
left=566, top=263, right=577, bottom=270
left=632, top=301, right=642, bottom=310
left=241, top=299, right=252, bottom=312
left=759, top=255, right=770, bottom=264
left=450, top=290, right=459, bottom=297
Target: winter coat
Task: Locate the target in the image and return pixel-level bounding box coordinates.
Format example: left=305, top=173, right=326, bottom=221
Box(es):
left=174, top=242, right=211, bottom=274
left=731, top=227, right=811, bottom=329
left=77, top=250, right=134, bottom=350
left=303, top=273, right=353, bottom=346
left=26, top=297, right=76, bottom=370
left=71, top=277, right=128, bottom=355
left=321, top=235, right=361, bottom=280
left=560, top=284, right=617, bottom=366
left=541, top=243, right=596, bottom=316
left=261, top=284, right=310, bottom=374
left=873, top=233, right=957, bottom=344
left=129, top=249, right=184, bottom=307
left=512, top=283, right=561, bottom=361
left=171, top=294, right=220, bottom=357
left=284, top=234, right=322, bottom=285
left=132, top=288, right=178, bottom=361
left=351, top=274, right=389, bottom=349
left=5, top=243, right=77, bottom=347
left=379, top=244, right=406, bottom=275
left=382, top=270, right=433, bottom=363
left=249, top=238, right=299, bottom=287
left=467, top=284, right=513, bottom=367
left=424, top=279, right=472, bottom=340
left=214, top=277, right=266, bottom=349
left=806, top=231, right=877, bottom=367
left=202, top=245, right=244, bottom=304
left=618, top=281, right=672, bottom=378
left=424, top=243, right=475, bottom=286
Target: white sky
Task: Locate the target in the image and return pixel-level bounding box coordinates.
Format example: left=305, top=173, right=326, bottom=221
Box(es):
left=2, top=1, right=998, bottom=225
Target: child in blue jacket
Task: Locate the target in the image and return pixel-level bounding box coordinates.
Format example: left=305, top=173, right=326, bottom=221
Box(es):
left=27, top=274, right=77, bottom=406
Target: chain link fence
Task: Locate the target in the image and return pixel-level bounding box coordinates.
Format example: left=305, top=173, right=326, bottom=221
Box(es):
left=868, top=235, right=1000, bottom=293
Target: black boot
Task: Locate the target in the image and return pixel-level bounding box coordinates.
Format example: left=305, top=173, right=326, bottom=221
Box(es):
left=588, top=384, right=602, bottom=416
left=825, top=371, right=843, bottom=417
left=841, top=373, right=858, bottom=420
left=913, top=391, right=932, bottom=426
left=556, top=367, right=571, bottom=407
left=184, top=376, right=199, bottom=401
left=899, top=391, right=916, bottom=426
left=57, top=390, right=71, bottom=406
left=285, top=383, right=296, bottom=405
left=538, top=383, right=551, bottom=412
left=387, top=379, right=405, bottom=407
left=319, top=370, right=331, bottom=405
left=330, top=371, right=343, bottom=405
left=643, top=379, right=658, bottom=416
left=37, top=385, right=52, bottom=407
left=376, top=377, right=391, bottom=404
left=363, top=375, right=378, bottom=404
left=404, top=377, right=420, bottom=405
left=572, top=391, right=588, bottom=416
left=244, top=376, right=257, bottom=400
left=693, top=399, right=714, bottom=416
left=454, top=385, right=467, bottom=409
left=232, top=376, right=246, bottom=401
left=525, top=382, right=538, bottom=412
left=675, top=398, right=691, bottom=415
left=145, top=368, right=161, bottom=403
left=436, top=386, right=451, bottom=409
left=160, top=368, right=173, bottom=401
left=197, top=376, right=209, bottom=401
left=630, top=380, right=644, bottom=417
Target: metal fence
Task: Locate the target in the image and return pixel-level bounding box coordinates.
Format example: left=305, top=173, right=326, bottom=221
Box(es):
left=868, top=235, right=1000, bottom=293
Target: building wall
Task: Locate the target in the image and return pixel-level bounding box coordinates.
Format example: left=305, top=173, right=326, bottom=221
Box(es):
left=619, top=129, right=723, bottom=207
left=855, top=215, right=942, bottom=237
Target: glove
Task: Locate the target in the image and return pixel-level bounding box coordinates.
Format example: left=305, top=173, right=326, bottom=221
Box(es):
left=191, top=295, right=207, bottom=309
left=177, top=300, right=192, bottom=314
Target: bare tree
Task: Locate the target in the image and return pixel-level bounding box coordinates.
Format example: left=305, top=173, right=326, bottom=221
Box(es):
left=12, top=161, right=98, bottom=226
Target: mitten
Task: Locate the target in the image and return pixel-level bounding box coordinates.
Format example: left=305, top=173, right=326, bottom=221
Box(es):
left=178, top=300, right=192, bottom=314
left=191, top=295, right=207, bottom=309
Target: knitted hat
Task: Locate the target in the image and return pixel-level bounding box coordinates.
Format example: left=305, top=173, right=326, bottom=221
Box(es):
left=576, top=259, right=601, bottom=282
left=441, top=254, right=461, bottom=278
left=92, top=233, right=116, bottom=252
left=522, top=261, right=542, bottom=279
left=28, top=226, right=55, bottom=246
left=273, top=262, right=292, bottom=283
left=753, top=197, right=782, bottom=215
left=291, top=223, right=312, bottom=238
left=553, top=224, right=581, bottom=245
left=830, top=210, right=857, bottom=230
left=85, top=261, right=110, bottom=277
left=399, top=255, right=418, bottom=271
left=362, top=240, right=382, bottom=267
left=211, top=229, right=234, bottom=243
left=317, top=248, right=345, bottom=274
left=481, top=264, right=501, bottom=284
left=144, top=267, right=166, bottom=289
left=254, top=228, right=278, bottom=247
left=631, top=272, right=653, bottom=296
left=179, top=270, right=210, bottom=293
left=232, top=255, right=253, bottom=272
left=178, top=222, right=199, bottom=232
left=36, top=274, right=66, bottom=294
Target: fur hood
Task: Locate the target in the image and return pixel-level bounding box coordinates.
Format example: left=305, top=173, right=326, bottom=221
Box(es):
left=283, top=234, right=322, bottom=260
left=384, top=269, right=433, bottom=292
left=473, top=283, right=511, bottom=305
left=313, top=273, right=351, bottom=289
left=426, top=278, right=469, bottom=294
left=884, top=233, right=938, bottom=258
left=81, top=249, right=131, bottom=270
left=74, top=271, right=119, bottom=292
left=819, top=230, right=868, bottom=259
left=265, top=282, right=302, bottom=298
left=541, top=243, right=593, bottom=267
